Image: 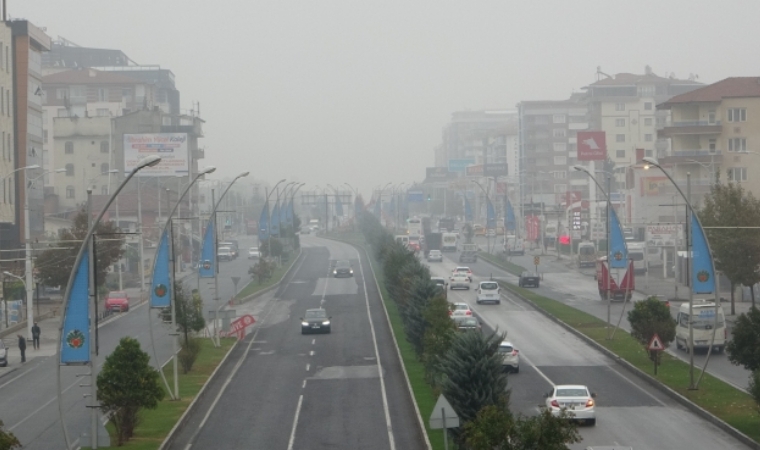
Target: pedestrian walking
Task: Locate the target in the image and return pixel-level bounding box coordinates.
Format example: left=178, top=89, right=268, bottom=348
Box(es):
left=17, top=335, right=26, bottom=363
left=31, top=322, right=41, bottom=350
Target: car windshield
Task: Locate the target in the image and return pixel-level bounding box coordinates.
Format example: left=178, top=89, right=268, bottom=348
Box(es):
left=453, top=304, right=468, bottom=310
left=481, top=282, right=498, bottom=290
left=522, top=272, right=538, bottom=277
left=250, top=247, right=258, bottom=252
left=432, top=278, right=445, bottom=285
left=459, top=318, right=478, bottom=326
left=336, top=260, right=350, bottom=268
left=580, top=246, right=595, bottom=255
left=498, top=344, right=513, bottom=353
left=456, top=268, right=469, bottom=272
left=556, top=388, right=588, bottom=397
left=108, top=291, right=126, bottom=298
left=305, top=310, right=327, bottom=319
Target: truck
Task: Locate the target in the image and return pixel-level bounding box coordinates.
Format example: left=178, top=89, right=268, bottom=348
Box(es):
left=424, top=232, right=442, bottom=256
left=246, top=219, right=258, bottom=235
left=460, top=243, right=478, bottom=263
left=441, top=232, right=458, bottom=252
left=595, top=257, right=634, bottom=301
left=577, top=242, right=596, bottom=268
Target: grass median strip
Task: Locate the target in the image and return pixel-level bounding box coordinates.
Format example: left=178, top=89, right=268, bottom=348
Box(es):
left=98, top=337, right=236, bottom=450
left=504, top=281, right=760, bottom=443
left=235, top=260, right=290, bottom=301
left=478, top=251, right=526, bottom=276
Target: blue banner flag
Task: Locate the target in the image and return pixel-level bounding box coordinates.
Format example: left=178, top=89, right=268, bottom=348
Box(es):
left=464, top=196, right=473, bottom=222
left=60, top=250, right=90, bottom=364
left=259, top=202, right=270, bottom=240
left=271, top=202, right=281, bottom=236
left=199, top=219, right=216, bottom=278
left=335, top=194, right=344, bottom=216
left=505, top=198, right=516, bottom=231
left=608, top=206, right=628, bottom=269
left=691, top=214, right=716, bottom=294
left=150, top=229, right=171, bottom=308
left=286, top=200, right=294, bottom=227
left=486, top=199, right=496, bottom=229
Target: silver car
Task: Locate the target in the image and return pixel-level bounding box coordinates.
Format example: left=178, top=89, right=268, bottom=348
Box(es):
left=544, top=384, right=596, bottom=425
left=498, top=340, right=519, bottom=373
left=449, top=273, right=470, bottom=290
left=427, top=250, right=443, bottom=262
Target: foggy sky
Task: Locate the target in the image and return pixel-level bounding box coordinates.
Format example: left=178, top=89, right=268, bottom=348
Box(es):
left=13, top=0, right=760, bottom=198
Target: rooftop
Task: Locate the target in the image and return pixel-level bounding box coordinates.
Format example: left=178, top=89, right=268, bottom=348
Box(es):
left=43, top=68, right=147, bottom=85
left=659, top=77, right=760, bottom=107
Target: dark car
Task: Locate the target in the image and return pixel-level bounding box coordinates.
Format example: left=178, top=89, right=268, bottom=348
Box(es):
left=332, top=260, right=353, bottom=278
left=301, top=308, right=331, bottom=334
left=0, top=340, right=7, bottom=367
left=431, top=277, right=448, bottom=299
left=518, top=271, right=540, bottom=288
left=454, top=316, right=482, bottom=333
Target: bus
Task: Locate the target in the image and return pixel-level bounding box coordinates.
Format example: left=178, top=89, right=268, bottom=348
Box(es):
left=438, top=217, right=456, bottom=233
left=407, top=217, right=423, bottom=238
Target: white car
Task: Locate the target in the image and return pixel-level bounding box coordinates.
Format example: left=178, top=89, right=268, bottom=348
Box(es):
left=217, top=246, right=233, bottom=262
left=476, top=281, right=500, bottom=305
left=449, top=302, right=473, bottom=318
left=544, top=385, right=596, bottom=425
left=449, top=273, right=470, bottom=290
left=498, top=341, right=519, bottom=373
left=248, top=247, right=261, bottom=259
left=427, top=250, right=443, bottom=262
left=452, top=266, right=473, bottom=282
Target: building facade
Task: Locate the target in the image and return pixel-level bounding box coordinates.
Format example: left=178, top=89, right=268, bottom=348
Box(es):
left=0, top=21, right=14, bottom=231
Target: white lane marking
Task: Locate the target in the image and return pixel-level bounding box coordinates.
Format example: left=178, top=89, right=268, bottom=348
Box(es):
left=9, top=376, right=80, bottom=431
left=312, top=339, right=315, bottom=345
left=306, top=363, right=310, bottom=371
left=287, top=394, right=304, bottom=450
left=309, top=350, right=314, bottom=356
left=302, top=380, right=306, bottom=389
left=356, top=248, right=396, bottom=450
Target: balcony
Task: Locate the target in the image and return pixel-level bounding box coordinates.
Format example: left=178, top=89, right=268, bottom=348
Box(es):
left=658, top=150, right=722, bottom=165
left=659, top=121, right=722, bottom=136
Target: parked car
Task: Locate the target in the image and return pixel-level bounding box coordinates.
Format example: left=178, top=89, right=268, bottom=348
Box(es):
left=0, top=340, right=7, bottom=367
left=427, top=250, right=443, bottom=262
left=248, top=247, right=261, bottom=260
left=518, top=271, right=540, bottom=288
left=453, top=316, right=482, bottom=333
left=332, top=260, right=354, bottom=277
left=448, top=302, right=473, bottom=317
left=449, top=273, right=471, bottom=290
left=544, top=384, right=596, bottom=425
left=431, top=277, right=448, bottom=299
left=217, top=246, right=234, bottom=262
left=476, top=280, right=501, bottom=304
left=498, top=340, right=520, bottom=373
left=301, top=308, right=331, bottom=334
left=105, top=291, right=130, bottom=312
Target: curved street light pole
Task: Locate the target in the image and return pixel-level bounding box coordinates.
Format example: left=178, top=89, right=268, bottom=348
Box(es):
left=56, top=155, right=161, bottom=450
left=289, top=183, right=305, bottom=231
left=263, top=178, right=286, bottom=259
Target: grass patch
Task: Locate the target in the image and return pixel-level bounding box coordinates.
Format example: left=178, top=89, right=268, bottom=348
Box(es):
left=478, top=251, right=526, bottom=276
left=503, top=282, right=760, bottom=443
left=235, top=260, right=291, bottom=300
left=91, top=338, right=236, bottom=450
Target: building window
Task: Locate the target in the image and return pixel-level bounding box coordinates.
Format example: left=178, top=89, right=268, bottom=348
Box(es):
left=96, top=108, right=109, bottom=117
left=65, top=141, right=74, bottom=154
left=727, top=167, right=747, bottom=182
left=645, top=149, right=653, bottom=157
left=552, top=114, right=566, bottom=124
left=553, top=128, right=566, bottom=138
left=65, top=164, right=74, bottom=176
left=644, top=118, right=653, bottom=126
left=615, top=103, right=625, bottom=111
left=101, top=185, right=108, bottom=195
left=708, top=110, right=717, bottom=124
left=98, top=88, right=108, bottom=102
left=616, top=134, right=626, bottom=143
left=727, top=108, right=747, bottom=122
left=728, top=138, right=747, bottom=152
left=66, top=186, right=75, bottom=198
left=56, top=89, right=67, bottom=100
left=709, top=139, right=717, bottom=153
left=101, top=163, right=109, bottom=174
left=553, top=156, right=567, bottom=165
left=645, top=134, right=653, bottom=142
left=615, top=118, right=625, bottom=127
left=644, top=102, right=653, bottom=110
left=553, top=143, right=567, bottom=152
left=553, top=171, right=567, bottom=179
left=616, top=150, right=626, bottom=158
left=100, top=141, right=109, bottom=153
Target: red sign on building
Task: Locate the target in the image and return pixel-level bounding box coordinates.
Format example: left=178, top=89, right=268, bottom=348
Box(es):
left=577, top=131, right=607, bottom=161
left=525, top=215, right=540, bottom=241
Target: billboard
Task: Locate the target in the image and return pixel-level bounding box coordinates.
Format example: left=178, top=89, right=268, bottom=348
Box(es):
left=448, top=158, right=475, bottom=173
left=407, top=190, right=425, bottom=203
left=426, top=167, right=453, bottom=181
left=465, top=165, right=483, bottom=177
left=577, top=131, right=607, bottom=161
left=124, top=133, right=189, bottom=176
left=483, top=163, right=508, bottom=176
left=646, top=224, right=683, bottom=247
left=641, top=177, right=668, bottom=196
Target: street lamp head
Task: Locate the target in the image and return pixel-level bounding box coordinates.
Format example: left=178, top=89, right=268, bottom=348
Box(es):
left=24, top=164, right=40, bottom=170
left=200, top=166, right=217, bottom=175
left=136, top=155, right=161, bottom=170
left=3, top=271, right=13, bottom=277
left=641, top=157, right=659, bottom=170
left=54, top=168, right=67, bottom=173
left=238, top=171, right=250, bottom=178
left=572, top=165, right=588, bottom=174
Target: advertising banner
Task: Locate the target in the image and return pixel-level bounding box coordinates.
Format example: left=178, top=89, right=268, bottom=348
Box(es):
left=150, top=229, right=171, bottom=308
left=60, top=250, right=90, bottom=364
left=259, top=203, right=270, bottom=240
left=426, top=167, right=453, bottom=180
left=448, top=159, right=475, bottom=173
left=577, top=131, right=607, bottom=161
left=691, top=215, right=715, bottom=294
left=483, top=163, right=508, bottom=177
left=608, top=207, right=628, bottom=269
left=486, top=199, right=496, bottom=229
left=271, top=202, right=281, bottom=236
left=124, top=133, right=189, bottom=176
left=199, top=220, right=216, bottom=278
left=407, top=190, right=424, bottom=203
left=465, top=165, right=484, bottom=177
left=505, top=198, right=516, bottom=231
left=645, top=224, right=682, bottom=247
left=641, top=177, right=669, bottom=196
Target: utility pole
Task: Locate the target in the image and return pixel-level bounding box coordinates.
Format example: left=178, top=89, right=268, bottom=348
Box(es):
left=87, top=189, right=98, bottom=449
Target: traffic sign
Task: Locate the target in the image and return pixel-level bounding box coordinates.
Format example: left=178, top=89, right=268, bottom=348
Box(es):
left=534, top=256, right=540, bottom=266
left=429, top=394, right=459, bottom=429
left=647, top=333, right=664, bottom=351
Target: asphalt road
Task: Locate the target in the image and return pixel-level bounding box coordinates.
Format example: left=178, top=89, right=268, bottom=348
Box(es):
left=429, top=251, right=751, bottom=450
left=168, top=235, right=426, bottom=450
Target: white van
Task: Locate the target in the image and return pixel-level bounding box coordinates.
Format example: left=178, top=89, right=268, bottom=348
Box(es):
left=675, top=299, right=726, bottom=352
left=505, top=236, right=524, bottom=256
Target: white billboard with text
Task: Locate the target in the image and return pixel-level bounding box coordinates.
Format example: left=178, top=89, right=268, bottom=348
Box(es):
left=124, top=133, right=189, bottom=176
left=646, top=224, right=683, bottom=247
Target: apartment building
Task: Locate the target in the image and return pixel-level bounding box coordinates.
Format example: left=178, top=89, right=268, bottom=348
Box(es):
left=438, top=110, right=514, bottom=165
left=0, top=21, right=13, bottom=252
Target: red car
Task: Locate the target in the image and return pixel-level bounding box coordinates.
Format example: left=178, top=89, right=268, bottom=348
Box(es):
left=105, top=291, right=130, bottom=312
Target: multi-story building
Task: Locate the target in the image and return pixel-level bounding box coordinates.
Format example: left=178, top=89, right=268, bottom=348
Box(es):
left=438, top=110, right=514, bottom=166
left=0, top=21, right=14, bottom=254
left=11, top=20, right=51, bottom=247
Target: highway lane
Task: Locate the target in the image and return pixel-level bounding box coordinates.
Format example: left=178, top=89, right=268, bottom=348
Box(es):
left=0, top=234, right=257, bottom=449
left=456, top=239, right=752, bottom=392
left=430, top=256, right=750, bottom=450
left=169, top=236, right=426, bottom=450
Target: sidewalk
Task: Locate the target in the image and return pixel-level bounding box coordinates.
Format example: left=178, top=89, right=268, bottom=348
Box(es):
left=0, top=313, right=62, bottom=379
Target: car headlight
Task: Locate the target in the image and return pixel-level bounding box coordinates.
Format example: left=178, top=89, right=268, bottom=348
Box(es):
left=301, top=321, right=309, bottom=326
left=349, top=270, right=353, bottom=274
left=333, top=270, right=337, bottom=274
left=322, top=320, right=331, bottom=325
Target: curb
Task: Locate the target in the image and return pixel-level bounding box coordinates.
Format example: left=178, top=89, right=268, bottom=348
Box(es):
left=496, top=278, right=760, bottom=450
left=158, top=338, right=240, bottom=450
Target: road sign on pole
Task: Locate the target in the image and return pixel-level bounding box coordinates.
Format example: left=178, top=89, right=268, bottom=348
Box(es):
left=648, top=333, right=664, bottom=375
left=429, top=394, right=459, bottom=450
left=534, top=256, right=540, bottom=266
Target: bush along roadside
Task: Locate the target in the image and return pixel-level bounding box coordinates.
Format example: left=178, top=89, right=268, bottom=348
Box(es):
left=359, top=211, right=580, bottom=449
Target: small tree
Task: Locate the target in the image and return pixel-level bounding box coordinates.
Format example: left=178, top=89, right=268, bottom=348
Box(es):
left=463, top=405, right=581, bottom=450
left=0, top=421, right=20, bottom=450
left=627, top=297, right=676, bottom=365
left=726, top=307, right=760, bottom=371
left=259, top=238, right=283, bottom=258
left=422, top=295, right=457, bottom=386
left=174, top=283, right=205, bottom=345
left=97, top=337, right=165, bottom=445
left=749, top=370, right=760, bottom=413
left=249, top=259, right=273, bottom=284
